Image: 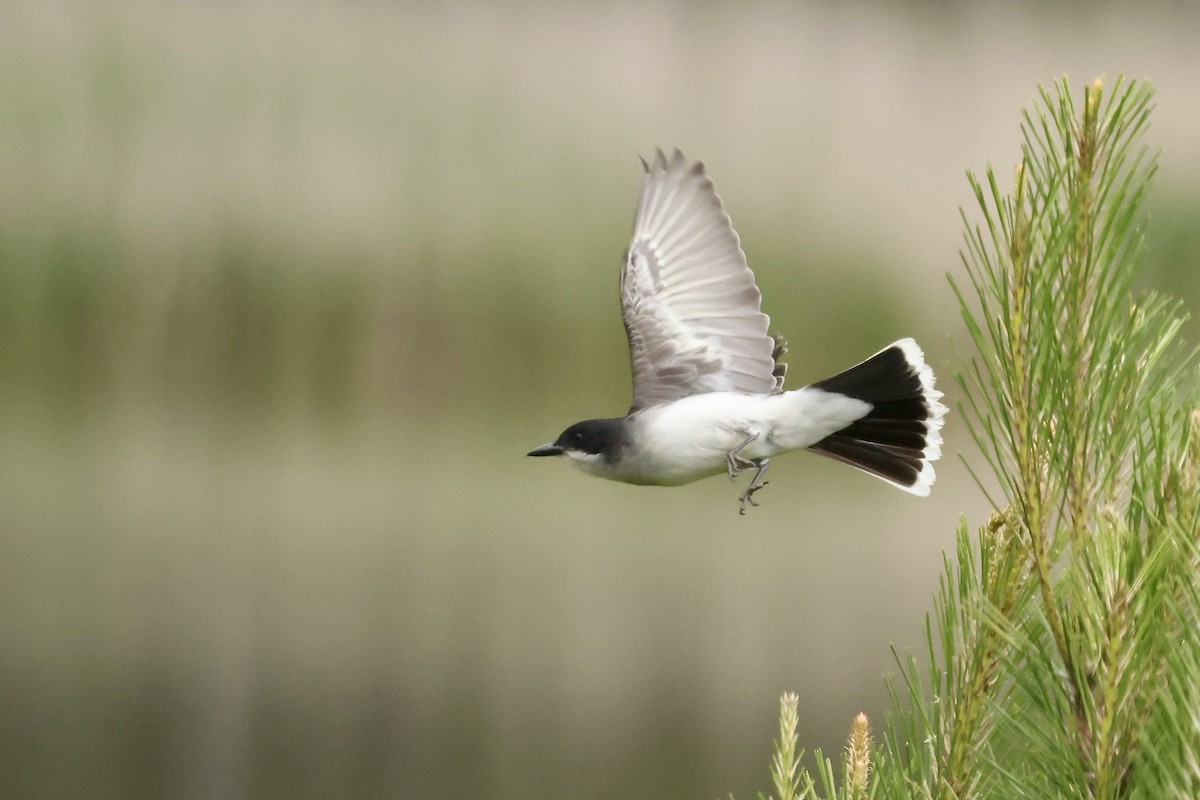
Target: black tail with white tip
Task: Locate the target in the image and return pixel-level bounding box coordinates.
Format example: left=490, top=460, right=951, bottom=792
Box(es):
left=807, top=339, right=946, bottom=495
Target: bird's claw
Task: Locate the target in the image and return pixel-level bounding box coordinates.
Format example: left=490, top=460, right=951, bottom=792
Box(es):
left=735, top=456, right=771, bottom=515
left=738, top=481, right=769, bottom=515
left=726, top=452, right=755, bottom=480
left=726, top=433, right=760, bottom=480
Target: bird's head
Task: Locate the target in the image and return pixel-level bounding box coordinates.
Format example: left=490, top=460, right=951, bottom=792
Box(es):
left=527, top=418, right=625, bottom=469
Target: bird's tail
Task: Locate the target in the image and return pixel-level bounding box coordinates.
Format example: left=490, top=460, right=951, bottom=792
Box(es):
left=807, top=338, right=947, bottom=495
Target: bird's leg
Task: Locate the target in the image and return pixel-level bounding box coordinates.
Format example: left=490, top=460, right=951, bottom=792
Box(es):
left=738, top=459, right=771, bottom=515
left=725, top=433, right=759, bottom=480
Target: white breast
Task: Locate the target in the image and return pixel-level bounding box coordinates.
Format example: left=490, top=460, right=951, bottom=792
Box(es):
left=609, top=388, right=871, bottom=486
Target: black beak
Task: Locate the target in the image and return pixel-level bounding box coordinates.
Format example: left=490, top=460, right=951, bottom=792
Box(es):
left=527, top=443, right=564, bottom=457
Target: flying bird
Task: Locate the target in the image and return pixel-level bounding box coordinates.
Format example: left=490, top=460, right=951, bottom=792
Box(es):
left=528, top=149, right=947, bottom=514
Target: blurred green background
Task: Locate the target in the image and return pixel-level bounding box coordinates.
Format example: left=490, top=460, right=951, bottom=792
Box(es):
left=2, top=1, right=1199, bottom=798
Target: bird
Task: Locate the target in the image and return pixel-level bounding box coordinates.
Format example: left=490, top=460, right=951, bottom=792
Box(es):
left=528, top=148, right=947, bottom=514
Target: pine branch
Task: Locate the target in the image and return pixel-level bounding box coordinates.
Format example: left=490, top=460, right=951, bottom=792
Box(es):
left=751, top=75, right=1196, bottom=800
left=885, top=75, right=1196, bottom=798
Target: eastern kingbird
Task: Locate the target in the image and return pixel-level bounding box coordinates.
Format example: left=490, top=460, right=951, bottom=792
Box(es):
left=529, top=149, right=947, bottom=514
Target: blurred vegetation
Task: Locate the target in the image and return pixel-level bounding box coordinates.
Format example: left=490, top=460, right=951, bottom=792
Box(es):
left=3, top=3, right=1200, bottom=800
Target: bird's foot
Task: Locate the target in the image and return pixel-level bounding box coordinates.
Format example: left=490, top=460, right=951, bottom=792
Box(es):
left=736, top=458, right=771, bottom=515
left=726, top=453, right=755, bottom=480
left=725, top=434, right=760, bottom=480
left=738, top=481, right=769, bottom=515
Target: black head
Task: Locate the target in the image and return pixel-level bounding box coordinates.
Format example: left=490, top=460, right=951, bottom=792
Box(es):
left=527, top=418, right=626, bottom=461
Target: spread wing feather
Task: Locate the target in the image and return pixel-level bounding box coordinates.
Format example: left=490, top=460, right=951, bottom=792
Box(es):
left=621, top=148, right=786, bottom=412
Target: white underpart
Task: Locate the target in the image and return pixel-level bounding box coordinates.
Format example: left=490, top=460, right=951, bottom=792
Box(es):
left=595, top=388, right=872, bottom=486
left=562, top=450, right=605, bottom=473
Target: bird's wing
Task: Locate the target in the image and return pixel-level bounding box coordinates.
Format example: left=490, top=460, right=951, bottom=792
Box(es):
left=621, top=148, right=786, bottom=412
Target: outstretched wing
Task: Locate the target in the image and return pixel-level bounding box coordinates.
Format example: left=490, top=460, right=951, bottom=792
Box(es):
left=621, top=148, right=786, bottom=412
